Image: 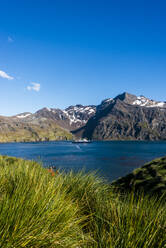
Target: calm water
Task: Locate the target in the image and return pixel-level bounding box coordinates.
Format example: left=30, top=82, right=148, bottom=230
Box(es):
left=0, top=141, right=166, bottom=182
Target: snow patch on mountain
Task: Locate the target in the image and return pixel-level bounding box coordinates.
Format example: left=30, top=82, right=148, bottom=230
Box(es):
left=101, top=98, right=113, bottom=105
left=16, top=113, right=32, bottom=118
left=62, top=110, right=79, bottom=125
left=104, top=98, right=113, bottom=103
left=132, top=96, right=166, bottom=108
left=46, top=107, right=51, bottom=111
left=63, top=105, right=96, bottom=125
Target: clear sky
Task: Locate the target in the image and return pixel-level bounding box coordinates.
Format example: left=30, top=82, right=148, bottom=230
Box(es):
left=0, top=0, right=166, bottom=116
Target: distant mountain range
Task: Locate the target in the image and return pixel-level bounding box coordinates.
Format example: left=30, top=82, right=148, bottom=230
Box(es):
left=1, top=92, right=166, bottom=142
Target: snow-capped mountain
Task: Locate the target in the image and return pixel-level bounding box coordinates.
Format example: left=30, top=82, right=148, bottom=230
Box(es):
left=63, top=105, right=96, bottom=127
left=74, top=92, right=166, bottom=141
left=13, top=105, right=96, bottom=131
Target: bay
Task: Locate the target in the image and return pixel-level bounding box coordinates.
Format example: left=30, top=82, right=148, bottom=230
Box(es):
left=0, top=141, right=166, bottom=182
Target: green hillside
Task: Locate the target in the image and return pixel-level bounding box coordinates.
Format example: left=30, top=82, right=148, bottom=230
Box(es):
left=0, top=121, right=72, bottom=142
left=112, top=156, right=166, bottom=196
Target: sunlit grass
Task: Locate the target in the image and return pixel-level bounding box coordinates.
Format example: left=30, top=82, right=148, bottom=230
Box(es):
left=0, top=156, right=165, bottom=247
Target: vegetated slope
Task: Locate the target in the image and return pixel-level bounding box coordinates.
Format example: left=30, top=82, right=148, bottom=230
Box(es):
left=0, top=155, right=166, bottom=247
left=74, top=92, right=166, bottom=140
left=0, top=116, right=72, bottom=142
left=112, top=156, right=166, bottom=196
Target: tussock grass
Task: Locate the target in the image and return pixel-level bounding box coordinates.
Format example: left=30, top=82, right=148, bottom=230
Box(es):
left=112, top=156, right=166, bottom=196
left=0, top=157, right=89, bottom=247
left=0, top=156, right=166, bottom=247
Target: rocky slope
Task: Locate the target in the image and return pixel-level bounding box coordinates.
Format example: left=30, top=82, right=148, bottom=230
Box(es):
left=34, top=105, right=96, bottom=131
left=112, top=156, right=166, bottom=196
left=74, top=92, right=166, bottom=140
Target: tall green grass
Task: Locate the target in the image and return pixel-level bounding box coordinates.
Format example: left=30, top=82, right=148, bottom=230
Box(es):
left=0, top=156, right=166, bottom=247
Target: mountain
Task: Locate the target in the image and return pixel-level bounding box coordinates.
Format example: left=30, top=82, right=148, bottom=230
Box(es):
left=112, top=156, right=166, bottom=196
left=1, top=92, right=166, bottom=142
left=73, top=92, right=166, bottom=140
left=34, top=105, right=96, bottom=130
left=0, top=104, right=96, bottom=142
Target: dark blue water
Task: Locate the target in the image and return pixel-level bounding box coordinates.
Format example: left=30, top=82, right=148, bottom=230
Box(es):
left=0, top=141, right=166, bottom=182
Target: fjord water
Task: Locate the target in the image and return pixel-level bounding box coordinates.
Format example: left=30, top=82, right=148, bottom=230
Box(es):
left=0, top=141, right=166, bottom=182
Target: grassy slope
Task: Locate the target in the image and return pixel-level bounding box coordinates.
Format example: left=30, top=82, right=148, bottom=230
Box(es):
left=0, top=122, right=73, bottom=142
left=0, top=156, right=166, bottom=247
left=112, top=156, right=166, bottom=196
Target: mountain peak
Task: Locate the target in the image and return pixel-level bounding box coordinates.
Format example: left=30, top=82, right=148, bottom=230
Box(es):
left=114, top=92, right=166, bottom=108
left=115, top=92, right=137, bottom=104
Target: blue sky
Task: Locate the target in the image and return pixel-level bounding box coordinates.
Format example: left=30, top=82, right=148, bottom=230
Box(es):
left=0, top=0, right=166, bottom=116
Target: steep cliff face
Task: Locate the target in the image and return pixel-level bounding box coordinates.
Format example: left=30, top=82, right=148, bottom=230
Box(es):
left=74, top=93, right=166, bottom=140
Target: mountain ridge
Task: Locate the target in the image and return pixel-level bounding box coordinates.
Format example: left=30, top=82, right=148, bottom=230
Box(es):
left=1, top=92, right=166, bottom=142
